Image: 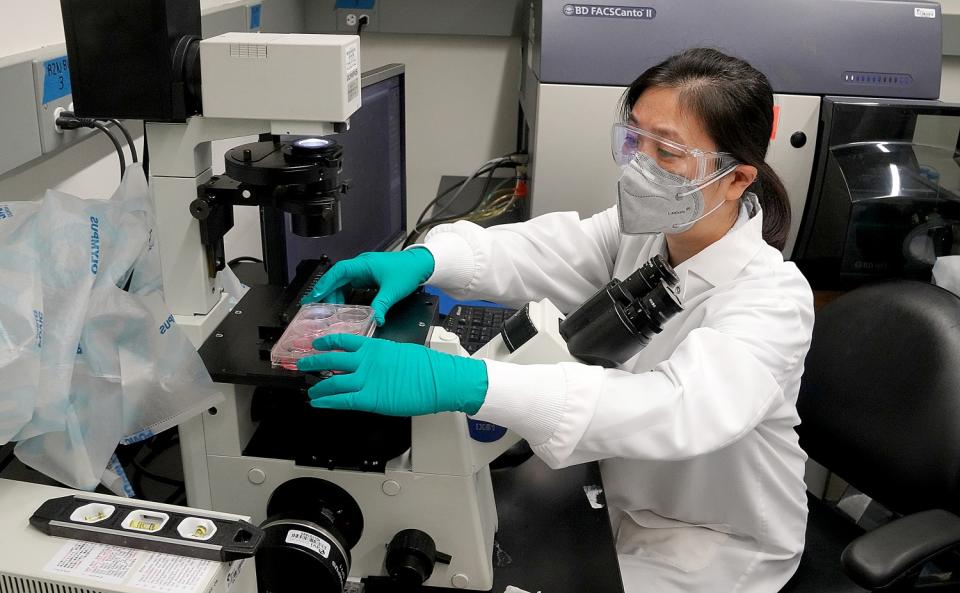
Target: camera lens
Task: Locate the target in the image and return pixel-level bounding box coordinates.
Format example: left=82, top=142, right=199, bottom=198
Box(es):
left=256, top=478, right=363, bottom=593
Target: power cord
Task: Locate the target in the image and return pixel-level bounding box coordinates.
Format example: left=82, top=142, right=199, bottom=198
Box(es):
left=121, top=430, right=186, bottom=502
left=56, top=112, right=139, bottom=180
left=0, top=443, right=17, bottom=476
left=402, top=152, right=528, bottom=248
left=415, top=171, right=524, bottom=230
left=228, top=256, right=264, bottom=268
left=356, top=14, right=370, bottom=35
left=428, top=155, right=525, bottom=221
left=106, top=118, right=139, bottom=163
left=143, top=123, right=150, bottom=181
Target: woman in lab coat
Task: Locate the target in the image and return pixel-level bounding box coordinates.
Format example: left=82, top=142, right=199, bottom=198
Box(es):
left=299, top=48, right=814, bottom=593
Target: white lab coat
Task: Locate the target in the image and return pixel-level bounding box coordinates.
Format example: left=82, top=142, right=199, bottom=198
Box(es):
left=420, top=194, right=814, bottom=593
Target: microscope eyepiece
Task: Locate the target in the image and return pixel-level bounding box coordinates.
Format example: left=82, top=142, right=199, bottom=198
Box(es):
left=621, top=254, right=680, bottom=296
left=560, top=255, right=683, bottom=367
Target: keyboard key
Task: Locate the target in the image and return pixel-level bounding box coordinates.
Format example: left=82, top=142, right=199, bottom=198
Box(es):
left=441, top=305, right=517, bottom=354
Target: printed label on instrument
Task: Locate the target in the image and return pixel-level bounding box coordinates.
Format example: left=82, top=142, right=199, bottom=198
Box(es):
left=915, top=7, right=935, bottom=18
left=285, top=529, right=331, bottom=558
left=345, top=45, right=360, bottom=102
left=562, top=4, right=656, bottom=19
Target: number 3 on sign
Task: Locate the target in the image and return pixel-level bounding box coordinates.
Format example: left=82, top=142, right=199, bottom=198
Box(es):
left=42, top=56, right=72, bottom=105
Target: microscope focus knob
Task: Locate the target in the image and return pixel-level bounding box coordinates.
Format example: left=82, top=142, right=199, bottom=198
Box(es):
left=189, top=198, right=212, bottom=220
left=385, top=529, right=452, bottom=585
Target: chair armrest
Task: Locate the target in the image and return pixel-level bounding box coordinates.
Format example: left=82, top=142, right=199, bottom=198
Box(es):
left=841, top=509, right=960, bottom=590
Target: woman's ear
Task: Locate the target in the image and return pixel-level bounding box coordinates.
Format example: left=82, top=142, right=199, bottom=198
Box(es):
left=723, top=164, right=758, bottom=202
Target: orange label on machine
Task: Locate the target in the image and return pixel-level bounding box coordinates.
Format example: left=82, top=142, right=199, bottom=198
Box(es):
left=771, top=105, right=781, bottom=140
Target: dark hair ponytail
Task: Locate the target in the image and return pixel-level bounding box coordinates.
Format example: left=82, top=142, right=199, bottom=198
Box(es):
left=620, top=48, right=791, bottom=250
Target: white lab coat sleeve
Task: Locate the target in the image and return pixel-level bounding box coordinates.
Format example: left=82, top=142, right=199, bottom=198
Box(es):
left=473, top=289, right=810, bottom=468
left=418, top=207, right=621, bottom=312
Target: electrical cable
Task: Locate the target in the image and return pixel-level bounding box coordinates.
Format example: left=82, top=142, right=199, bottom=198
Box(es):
left=477, top=165, right=498, bottom=209
left=228, top=256, right=264, bottom=268
left=407, top=190, right=508, bottom=245
left=428, top=164, right=507, bottom=226
left=410, top=162, right=498, bottom=233
left=438, top=176, right=515, bottom=222
left=132, top=459, right=184, bottom=487
left=0, top=444, right=17, bottom=475
left=402, top=153, right=526, bottom=248
left=128, top=430, right=184, bottom=489
left=56, top=112, right=127, bottom=179
left=106, top=119, right=139, bottom=163
left=401, top=177, right=484, bottom=249
left=427, top=157, right=514, bottom=221
left=465, top=179, right=515, bottom=218
left=471, top=194, right=518, bottom=222
left=164, top=485, right=187, bottom=505
left=356, top=16, right=369, bottom=35
left=406, top=177, right=519, bottom=245
left=89, top=121, right=126, bottom=180
left=143, top=124, right=150, bottom=181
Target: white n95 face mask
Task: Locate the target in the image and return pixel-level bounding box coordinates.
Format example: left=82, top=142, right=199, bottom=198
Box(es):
left=618, top=152, right=736, bottom=235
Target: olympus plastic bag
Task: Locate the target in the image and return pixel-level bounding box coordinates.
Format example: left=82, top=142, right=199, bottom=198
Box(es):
left=0, top=164, right=223, bottom=492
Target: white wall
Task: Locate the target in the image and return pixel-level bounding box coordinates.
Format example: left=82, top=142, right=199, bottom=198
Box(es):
left=0, top=3, right=65, bottom=58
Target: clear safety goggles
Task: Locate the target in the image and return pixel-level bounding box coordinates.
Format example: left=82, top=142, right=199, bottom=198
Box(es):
left=611, top=123, right=738, bottom=187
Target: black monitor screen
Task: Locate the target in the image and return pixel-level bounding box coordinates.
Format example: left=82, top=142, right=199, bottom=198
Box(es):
left=280, top=67, right=406, bottom=284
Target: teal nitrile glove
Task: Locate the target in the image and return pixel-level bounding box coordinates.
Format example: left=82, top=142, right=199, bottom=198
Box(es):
left=296, top=334, right=488, bottom=416
left=301, top=248, right=436, bottom=326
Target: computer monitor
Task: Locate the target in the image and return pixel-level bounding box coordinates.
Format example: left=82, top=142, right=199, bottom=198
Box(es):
left=263, top=64, right=407, bottom=285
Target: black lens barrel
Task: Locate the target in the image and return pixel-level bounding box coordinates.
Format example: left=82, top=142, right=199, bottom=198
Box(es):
left=560, top=255, right=682, bottom=367
left=621, top=255, right=680, bottom=297
left=256, top=478, right=363, bottom=593
left=224, top=139, right=346, bottom=238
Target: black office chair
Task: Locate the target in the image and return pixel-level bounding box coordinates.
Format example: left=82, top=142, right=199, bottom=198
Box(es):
left=781, top=281, right=960, bottom=592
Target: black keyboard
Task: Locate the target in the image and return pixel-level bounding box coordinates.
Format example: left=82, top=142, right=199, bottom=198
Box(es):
left=442, top=305, right=517, bottom=354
